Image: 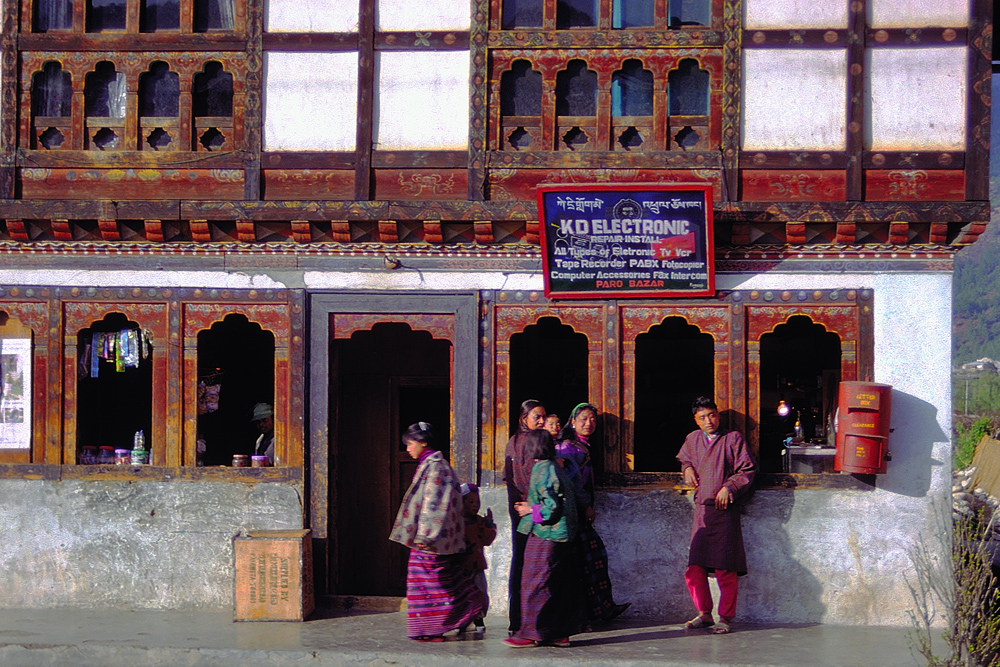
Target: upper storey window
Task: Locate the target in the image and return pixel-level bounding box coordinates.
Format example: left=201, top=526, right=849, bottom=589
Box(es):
left=501, top=0, right=710, bottom=29
left=29, top=0, right=239, bottom=32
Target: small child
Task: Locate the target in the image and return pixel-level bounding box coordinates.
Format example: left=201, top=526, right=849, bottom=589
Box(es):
left=544, top=414, right=561, bottom=440
left=460, top=482, right=497, bottom=632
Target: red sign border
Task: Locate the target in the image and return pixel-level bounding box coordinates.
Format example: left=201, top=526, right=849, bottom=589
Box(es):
left=536, top=182, right=715, bottom=300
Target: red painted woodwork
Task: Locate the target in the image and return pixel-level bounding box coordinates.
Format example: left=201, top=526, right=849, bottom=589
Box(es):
left=488, top=168, right=722, bottom=202
left=864, top=170, right=965, bottom=201
left=741, top=170, right=847, bottom=202
left=331, top=314, right=456, bottom=344
left=20, top=168, right=245, bottom=200
left=263, top=170, right=355, bottom=201
left=374, top=170, right=469, bottom=201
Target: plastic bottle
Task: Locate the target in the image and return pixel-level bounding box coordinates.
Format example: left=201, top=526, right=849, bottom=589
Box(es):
left=131, top=430, right=148, bottom=465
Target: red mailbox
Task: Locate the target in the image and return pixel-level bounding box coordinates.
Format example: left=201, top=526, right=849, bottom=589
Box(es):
left=834, top=381, right=892, bottom=474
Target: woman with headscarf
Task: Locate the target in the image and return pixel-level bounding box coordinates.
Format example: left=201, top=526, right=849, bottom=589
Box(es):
left=389, top=422, right=487, bottom=641
left=503, top=398, right=547, bottom=635
left=505, top=429, right=586, bottom=647
left=556, top=402, right=631, bottom=623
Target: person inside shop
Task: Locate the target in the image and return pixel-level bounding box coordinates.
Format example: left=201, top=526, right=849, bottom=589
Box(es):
left=251, top=402, right=275, bottom=465
left=677, top=396, right=756, bottom=635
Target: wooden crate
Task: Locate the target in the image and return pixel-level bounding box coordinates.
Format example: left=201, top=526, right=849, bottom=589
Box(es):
left=234, top=529, right=315, bottom=621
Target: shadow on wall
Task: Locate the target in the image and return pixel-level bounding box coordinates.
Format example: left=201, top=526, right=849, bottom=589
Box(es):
left=877, top=389, right=948, bottom=498
left=741, top=490, right=827, bottom=623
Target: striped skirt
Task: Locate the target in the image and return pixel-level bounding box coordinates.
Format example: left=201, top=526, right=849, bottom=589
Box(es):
left=518, top=534, right=586, bottom=642
left=406, top=550, right=487, bottom=638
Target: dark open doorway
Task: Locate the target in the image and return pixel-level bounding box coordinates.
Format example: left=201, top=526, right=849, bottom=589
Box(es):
left=332, top=322, right=452, bottom=596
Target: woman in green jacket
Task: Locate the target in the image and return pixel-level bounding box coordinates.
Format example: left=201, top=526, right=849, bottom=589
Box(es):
left=505, top=429, right=586, bottom=648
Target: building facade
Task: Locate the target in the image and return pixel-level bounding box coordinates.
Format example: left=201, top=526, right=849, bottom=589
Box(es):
left=0, top=0, right=991, bottom=624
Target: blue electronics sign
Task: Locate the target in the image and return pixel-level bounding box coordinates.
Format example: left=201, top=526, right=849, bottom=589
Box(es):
left=536, top=183, right=715, bottom=299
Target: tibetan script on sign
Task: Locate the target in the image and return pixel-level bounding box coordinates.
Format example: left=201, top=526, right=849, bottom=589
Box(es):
left=536, top=183, right=715, bottom=299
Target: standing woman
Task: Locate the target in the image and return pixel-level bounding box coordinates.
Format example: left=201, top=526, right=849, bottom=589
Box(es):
left=556, top=403, right=631, bottom=622
left=505, top=429, right=585, bottom=647
left=390, top=422, right=487, bottom=641
left=503, top=399, right=547, bottom=635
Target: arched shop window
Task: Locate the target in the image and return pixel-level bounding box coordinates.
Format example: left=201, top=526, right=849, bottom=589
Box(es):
left=76, top=313, right=152, bottom=462
left=196, top=314, right=275, bottom=466
left=758, top=316, right=841, bottom=474
left=632, top=317, right=714, bottom=472
left=508, top=316, right=589, bottom=437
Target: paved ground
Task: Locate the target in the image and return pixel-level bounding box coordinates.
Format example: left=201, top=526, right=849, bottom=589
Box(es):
left=0, top=606, right=939, bottom=667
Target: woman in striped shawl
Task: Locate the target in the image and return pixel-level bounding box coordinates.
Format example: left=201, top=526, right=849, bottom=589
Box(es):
left=389, top=422, right=486, bottom=641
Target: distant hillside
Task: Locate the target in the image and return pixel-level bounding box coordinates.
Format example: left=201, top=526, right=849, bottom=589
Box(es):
left=953, top=176, right=1000, bottom=365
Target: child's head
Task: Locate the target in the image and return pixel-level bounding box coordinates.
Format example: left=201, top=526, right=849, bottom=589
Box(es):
left=691, top=396, right=720, bottom=435
left=544, top=414, right=561, bottom=438
left=460, top=482, right=481, bottom=517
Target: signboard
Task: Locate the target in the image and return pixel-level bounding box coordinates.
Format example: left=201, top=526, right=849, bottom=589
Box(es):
left=0, top=338, right=32, bottom=449
left=536, top=183, right=714, bottom=299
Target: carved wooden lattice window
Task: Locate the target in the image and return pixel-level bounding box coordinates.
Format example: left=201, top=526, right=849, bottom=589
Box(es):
left=84, top=61, right=126, bottom=150
left=491, top=52, right=722, bottom=153
left=23, top=55, right=243, bottom=153
left=31, top=61, right=72, bottom=149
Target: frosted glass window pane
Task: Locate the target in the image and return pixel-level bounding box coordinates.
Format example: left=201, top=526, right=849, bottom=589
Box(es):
left=866, top=47, right=966, bottom=151
left=869, top=0, right=967, bottom=28
left=266, top=0, right=358, bottom=32
left=375, top=51, right=470, bottom=150
left=744, top=0, right=846, bottom=29
left=263, top=52, right=358, bottom=151
left=742, top=49, right=847, bottom=151
left=377, top=0, right=469, bottom=31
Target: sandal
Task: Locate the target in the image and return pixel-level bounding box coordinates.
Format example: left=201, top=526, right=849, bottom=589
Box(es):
left=685, top=614, right=714, bottom=629
left=713, top=620, right=731, bottom=634
left=411, top=635, right=445, bottom=642
left=537, top=637, right=571, bottom=647
left=504, top=636, right=536, bottom=648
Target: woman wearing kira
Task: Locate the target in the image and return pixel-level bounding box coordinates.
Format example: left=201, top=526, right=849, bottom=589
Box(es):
left=505, top=429, right=586, bottom=648
left=503, top=398, right=547, bottom=635
left=389, top=422, right=487, bottom=642
left=556, top=402, right=631, bottom=623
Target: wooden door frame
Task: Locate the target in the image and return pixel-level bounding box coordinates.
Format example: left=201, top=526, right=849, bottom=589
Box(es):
left=307, top=291, right=479, bottom=595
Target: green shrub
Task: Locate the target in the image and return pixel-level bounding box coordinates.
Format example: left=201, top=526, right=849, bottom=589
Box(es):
left=955, top=417, right=994, bottom=470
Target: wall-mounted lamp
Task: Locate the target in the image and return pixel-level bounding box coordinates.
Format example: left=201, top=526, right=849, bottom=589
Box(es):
left=776, top=400, right=791, bottom=417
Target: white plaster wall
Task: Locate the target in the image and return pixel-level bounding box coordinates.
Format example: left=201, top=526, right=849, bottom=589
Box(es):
left=866, top=47, right=966, bottom=151
left=744, top=0, right=846, bottom=30
left=263, top=52, right=359, bottom=151
left=868, top=0, right=968, bottom=28
left=0, top=267, right=953, bottom=624
left=374, top=51, right=470, bottom=150
left=742, top=49, right=847, bottom=151
left=376, top=0, right=470, bottom=31
left=264, top=0, right=358, bottom=32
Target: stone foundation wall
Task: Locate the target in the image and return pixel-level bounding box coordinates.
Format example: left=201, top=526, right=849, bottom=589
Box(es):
left=0, top=479, right=303, bottom=609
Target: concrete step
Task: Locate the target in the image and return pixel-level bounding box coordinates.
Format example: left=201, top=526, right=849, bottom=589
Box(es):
left=0, top=607, right=933, bottom=667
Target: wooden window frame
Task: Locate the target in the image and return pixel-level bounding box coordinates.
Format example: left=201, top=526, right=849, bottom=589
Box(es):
left=484, top=288, right=875, bottom=491
left=737, top=0, right=990, bottom=203
left=0, top=286, right=305, bottom=480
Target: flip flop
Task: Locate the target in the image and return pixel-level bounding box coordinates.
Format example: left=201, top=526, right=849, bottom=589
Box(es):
left=685, top=615, right=714, bottom=629
left=713, top=621, right=731, bottom=634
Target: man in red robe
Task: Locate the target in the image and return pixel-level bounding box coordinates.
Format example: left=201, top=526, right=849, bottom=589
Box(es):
left=677, top=396, right=755, bottom=635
